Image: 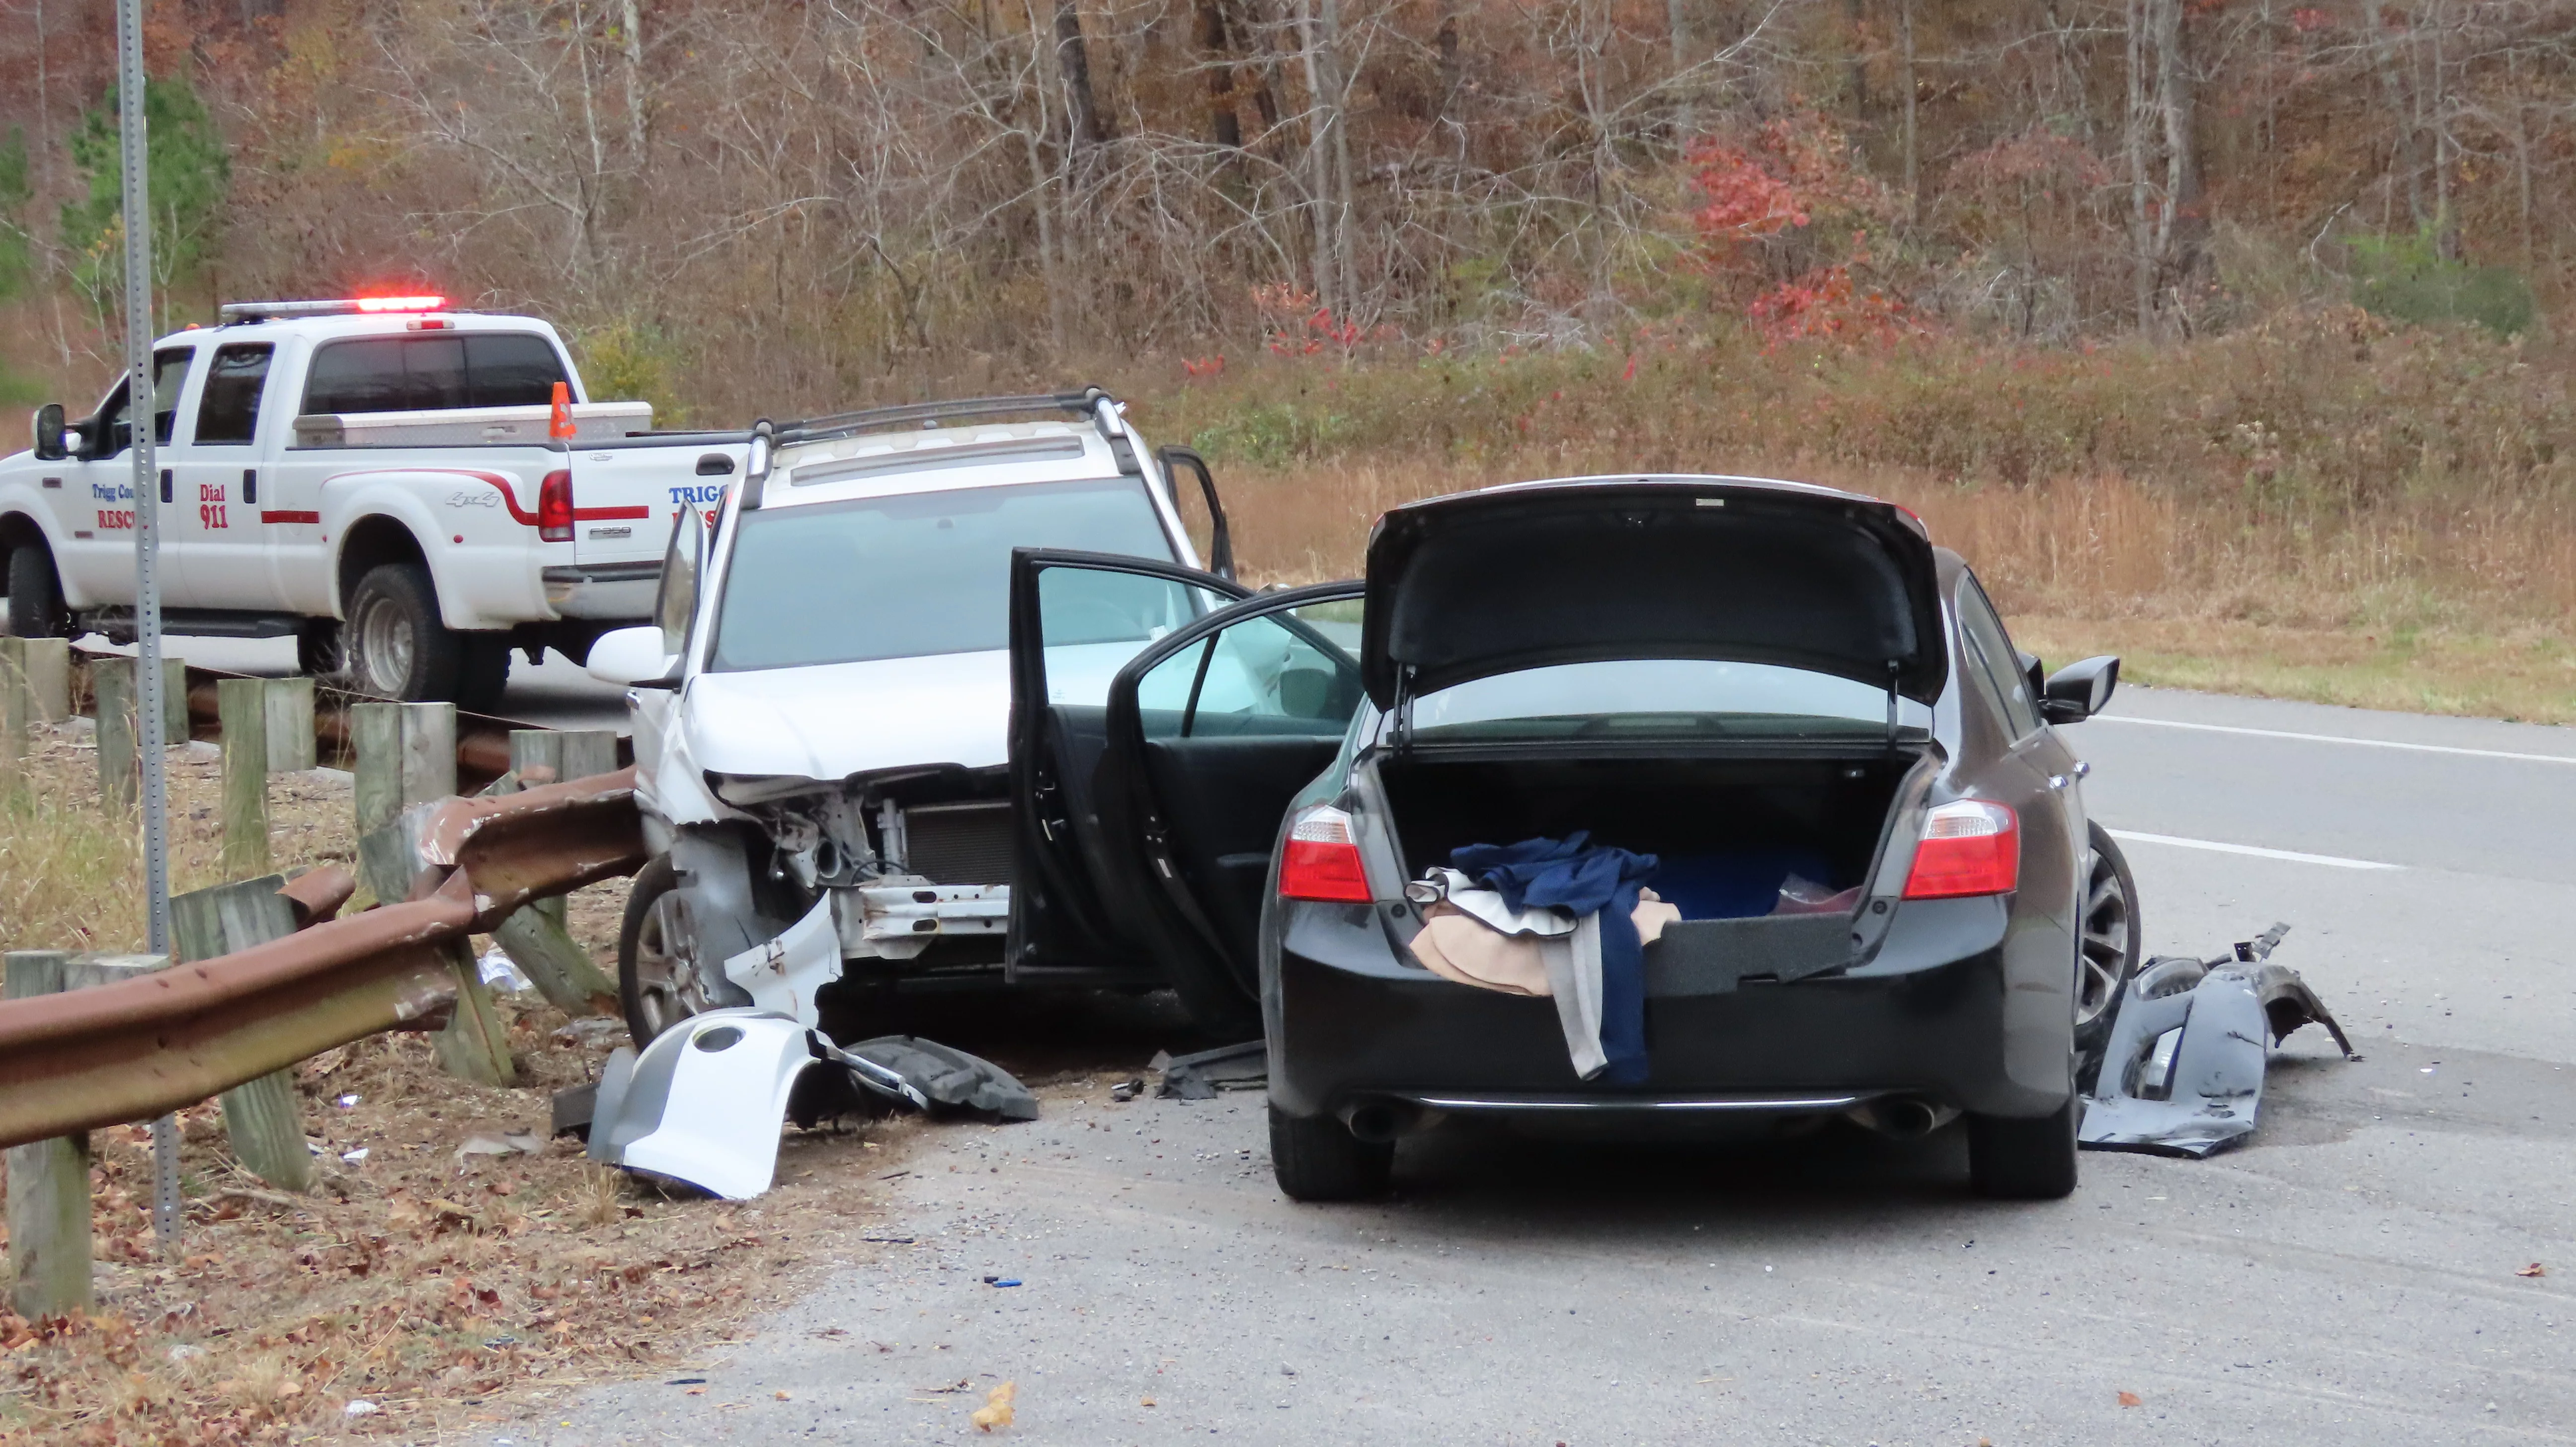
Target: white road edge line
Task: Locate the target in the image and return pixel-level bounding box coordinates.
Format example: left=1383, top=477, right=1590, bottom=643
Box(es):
left=2095, top=714, right=2576, bottom=765
left=2106, top=829, right=2404, bottom=872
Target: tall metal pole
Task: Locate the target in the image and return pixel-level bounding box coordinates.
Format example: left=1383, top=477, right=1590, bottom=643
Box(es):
left=115, top=0, right=181, bottom=1257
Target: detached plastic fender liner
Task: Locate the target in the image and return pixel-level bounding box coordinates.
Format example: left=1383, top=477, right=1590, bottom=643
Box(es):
left=2078, top=924, right=2354, bottom=1158
left=586, top=1010, right=826, bottom=1199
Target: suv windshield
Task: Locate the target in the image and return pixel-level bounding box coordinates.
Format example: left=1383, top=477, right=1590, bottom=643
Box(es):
left=1407, top=659, right=1933, bottom=741
left=708, top=477, right=1176, bottom=671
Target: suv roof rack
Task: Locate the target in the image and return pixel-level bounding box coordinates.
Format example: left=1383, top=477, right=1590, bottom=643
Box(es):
left=773, top=387, right=1116, bottom=447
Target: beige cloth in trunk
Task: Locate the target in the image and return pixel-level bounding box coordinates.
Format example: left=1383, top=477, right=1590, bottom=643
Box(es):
left=1409, top=889, right=1679, bottom=998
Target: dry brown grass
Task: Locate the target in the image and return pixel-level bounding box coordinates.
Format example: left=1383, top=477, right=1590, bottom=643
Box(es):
left=0, top=740, right=944, bottom=1447
left=1141, top=316, right=2576, bottom=724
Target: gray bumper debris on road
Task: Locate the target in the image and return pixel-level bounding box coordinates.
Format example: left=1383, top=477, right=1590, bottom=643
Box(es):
left=1154, top=1040, right=1268, bottom=1099
left=2080, top=922, right=2357, bottom=1158
left=575, top=1009, right=1034, bottom=1199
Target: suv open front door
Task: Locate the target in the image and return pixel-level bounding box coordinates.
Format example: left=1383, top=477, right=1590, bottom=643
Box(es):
left=1005, top=549, right=1247, bottom=998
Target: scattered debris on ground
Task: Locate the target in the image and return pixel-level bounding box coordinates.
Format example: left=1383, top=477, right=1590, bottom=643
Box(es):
left=580, top=1013, right=1038, bottom=1200
left=1152, top=1041, right=1267, bottom=1100
left=2081, top=923, right=2357, bottom=1157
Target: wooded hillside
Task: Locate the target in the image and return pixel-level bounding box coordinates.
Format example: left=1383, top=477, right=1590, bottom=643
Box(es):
left=0, top=0, right=2568, bottom=413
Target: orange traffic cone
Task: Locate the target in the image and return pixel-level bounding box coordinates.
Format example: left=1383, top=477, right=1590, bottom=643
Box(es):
left=548, top=381, right=576, bottom=439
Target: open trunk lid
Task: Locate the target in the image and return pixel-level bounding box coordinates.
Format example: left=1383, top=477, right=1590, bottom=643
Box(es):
left=1359, top=477, right=1946, bottom=710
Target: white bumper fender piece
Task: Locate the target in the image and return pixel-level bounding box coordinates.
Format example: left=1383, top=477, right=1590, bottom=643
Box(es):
left=584, top=1009, right=927, bottom=1200
left=723, top=895, right=841, bottom=1025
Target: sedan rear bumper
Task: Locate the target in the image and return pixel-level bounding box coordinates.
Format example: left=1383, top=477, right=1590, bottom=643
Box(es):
left=1264, top=894, right=2073, bottom=1125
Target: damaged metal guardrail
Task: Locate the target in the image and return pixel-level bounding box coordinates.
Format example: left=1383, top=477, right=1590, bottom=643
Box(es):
left=0, top=767, right=646, bottom=1153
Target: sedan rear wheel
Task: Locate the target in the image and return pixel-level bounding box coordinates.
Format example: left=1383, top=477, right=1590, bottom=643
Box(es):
left=1269, top=1106, right=1393, bottom=1202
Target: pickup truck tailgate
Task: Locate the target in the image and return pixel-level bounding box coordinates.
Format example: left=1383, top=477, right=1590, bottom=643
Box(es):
left=549, top=439, right=747, bottom=621
left=570, top=441, right=746, bottom=566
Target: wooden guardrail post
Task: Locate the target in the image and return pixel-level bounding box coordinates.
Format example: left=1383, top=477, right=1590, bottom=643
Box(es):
left=352, top=701, right=509, bottom=1082
left=170, top=879, right=316, bottom=1193
left=5, top=951, right=90, bottom=1315
left=351, top=700, right=456, bottom=836
left=86, top=656, right=187, bottom=812
left=481, top=729, right=623, bottom=1016
left=262, top=677, right=318, bottom=774
left=90, top=656, right=136, bottom=811
left=216, top=679, right=272, bottom=877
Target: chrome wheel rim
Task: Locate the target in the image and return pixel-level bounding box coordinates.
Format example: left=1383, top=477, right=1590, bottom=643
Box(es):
left=629, top=888, right=707, bottom=1042
left=351, top=595, right=414, bottom=697
left=2076, top=847, right=2133, bottom=1028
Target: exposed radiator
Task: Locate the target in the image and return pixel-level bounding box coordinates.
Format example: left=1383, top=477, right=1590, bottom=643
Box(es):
left=901, top=801, right=1015, bottom=886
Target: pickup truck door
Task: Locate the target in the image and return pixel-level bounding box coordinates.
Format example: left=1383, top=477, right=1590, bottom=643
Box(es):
left=59, top=347, right=197, bottom=606
left=169, top=340, right=284, bottom=609
left=1003, top=548, right=1246, bottom=989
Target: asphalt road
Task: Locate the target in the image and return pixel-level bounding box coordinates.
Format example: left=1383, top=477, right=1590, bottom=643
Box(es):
left=478, top=679, right=2576, bottom=1447
left=126, top=636, right=2569, bottom=1443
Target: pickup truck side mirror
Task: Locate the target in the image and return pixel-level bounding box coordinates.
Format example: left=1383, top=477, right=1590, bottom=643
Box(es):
left=2040, top=655, right=2120, bottom=724
left=587, top=625, right=681, bottom=689
left=30, top=404, right=68, bottom=462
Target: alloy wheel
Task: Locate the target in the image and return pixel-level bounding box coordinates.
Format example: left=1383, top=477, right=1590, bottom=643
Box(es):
left=2075, top=845, right=2134, bottom=1029
left=628, top=887, right=710, bottom=1042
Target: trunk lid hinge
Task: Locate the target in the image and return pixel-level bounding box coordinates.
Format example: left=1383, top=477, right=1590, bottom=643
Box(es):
left=1883, top=659, right=1901, bottom=751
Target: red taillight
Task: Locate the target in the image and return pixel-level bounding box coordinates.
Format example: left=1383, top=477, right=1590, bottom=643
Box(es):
left=537, top=469, right=574, bottom=542
left=1279, top=806, right=1372, bottom=903
left=1902, top=799, right=2020, bottom=899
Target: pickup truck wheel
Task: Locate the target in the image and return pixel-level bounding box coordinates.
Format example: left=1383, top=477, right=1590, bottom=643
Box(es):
left=620, top=856, right=708, bottom=1046
left=6, top=543, right=71, bottom=639
left=454, top=638, right=512, bottom=714
left=345, top=563, right=465, bottom=701
left=295, top=619, right=344, bottom=679
left=1269, top=1105, right=1393, bottom=1202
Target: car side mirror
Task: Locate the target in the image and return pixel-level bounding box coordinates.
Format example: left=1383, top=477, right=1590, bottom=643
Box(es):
left=30, top=404, right=68, bottom=462
left=586, top=625, right=680, bottom=689
left=2040, top=655, right=2120, bottom=724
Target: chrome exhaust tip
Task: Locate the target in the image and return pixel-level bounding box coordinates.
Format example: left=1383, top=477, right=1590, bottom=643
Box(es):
left=1341, top=1101, right=1412, bottom=1143
left=1846, top=1096, right=1953, bottom=1139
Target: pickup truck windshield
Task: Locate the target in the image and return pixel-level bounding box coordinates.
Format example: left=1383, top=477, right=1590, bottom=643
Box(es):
left=707, top=477, right=1176, bottom=671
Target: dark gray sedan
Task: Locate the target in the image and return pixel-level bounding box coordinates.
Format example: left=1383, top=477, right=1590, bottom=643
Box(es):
left=1004, top=476, right=2138, bottom=1203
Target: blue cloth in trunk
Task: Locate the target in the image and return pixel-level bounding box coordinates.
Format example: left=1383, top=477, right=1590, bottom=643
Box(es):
left=1451, top=832, right=1658, bottom=1085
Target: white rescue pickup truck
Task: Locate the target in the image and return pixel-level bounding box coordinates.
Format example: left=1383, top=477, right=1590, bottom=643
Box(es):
left=0, top=296, right=747, bottom=708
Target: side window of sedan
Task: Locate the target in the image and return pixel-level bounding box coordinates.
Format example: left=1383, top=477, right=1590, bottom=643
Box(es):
left=1957, top=575, right=2044, bottom=740
left=1134, top=602, right=1363, bottom=740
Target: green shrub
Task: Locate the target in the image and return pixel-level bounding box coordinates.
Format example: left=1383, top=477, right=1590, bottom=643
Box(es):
left=2349, top=225, right=2536, bottom=338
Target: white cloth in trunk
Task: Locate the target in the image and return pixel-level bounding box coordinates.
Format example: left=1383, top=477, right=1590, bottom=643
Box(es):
left=1406, top=872, right=1678, bottom=1081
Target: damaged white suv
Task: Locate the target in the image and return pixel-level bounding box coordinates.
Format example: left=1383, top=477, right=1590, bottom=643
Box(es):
left=586, top=390, right=1234, bottom=1045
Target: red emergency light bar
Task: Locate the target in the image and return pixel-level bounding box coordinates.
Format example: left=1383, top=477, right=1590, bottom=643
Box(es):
left=217, top=296, right=451, bottom=322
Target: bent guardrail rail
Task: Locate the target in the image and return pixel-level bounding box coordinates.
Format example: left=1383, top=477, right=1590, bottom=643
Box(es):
left=0, top=767, right=644, bottom=1152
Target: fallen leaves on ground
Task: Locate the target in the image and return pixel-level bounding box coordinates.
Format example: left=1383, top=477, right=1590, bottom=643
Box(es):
left=2118, top=1390, right=2144, bottom=1407
left=2515, top=1263, right=2546, bottom=1278
left=971, top=1379, right=1017, bottom=1432
left=0, top=996, right=923, bottom=1447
